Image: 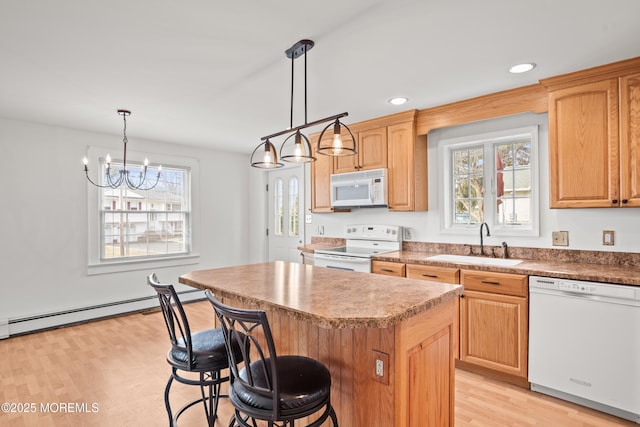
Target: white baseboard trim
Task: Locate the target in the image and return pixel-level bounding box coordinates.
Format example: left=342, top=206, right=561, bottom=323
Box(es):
left=5, top=290, right=206, bottom=338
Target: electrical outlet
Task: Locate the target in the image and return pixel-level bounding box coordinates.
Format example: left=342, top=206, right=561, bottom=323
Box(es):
left=403, top=227, right=412, bottom=240
left=552, top=231, right=569, bottom=246
left=372, top=350, right=389, bottom=385
left=602, top=230, right=614, bottom=246
left=376, top=359, right=384, bottom=377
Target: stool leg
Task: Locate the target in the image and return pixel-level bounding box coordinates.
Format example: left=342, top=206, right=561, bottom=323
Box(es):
left=164, top=372, right=175, bottom=427
left=329, top=406, right=339, bottom=426
left=199, top=372, right=214, bottom=427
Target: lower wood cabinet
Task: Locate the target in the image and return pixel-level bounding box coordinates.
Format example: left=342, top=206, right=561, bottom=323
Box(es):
left=459, top=270, right=528, bottom=386
left=406, top=264, right=460, bottom=283
left=371, top=260, right=406, bottom=277
left=406, top=264, right=461, bottom=361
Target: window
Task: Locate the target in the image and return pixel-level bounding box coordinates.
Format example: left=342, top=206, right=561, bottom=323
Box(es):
left=288, top=176, right=299, bottom=237
left=440, top=126, right=538, bottom=236
left=274, top=178, right=284, bottom=236
left=101, top=164, right=190, bottom=260
left=86, top=146, right=200, bottom=275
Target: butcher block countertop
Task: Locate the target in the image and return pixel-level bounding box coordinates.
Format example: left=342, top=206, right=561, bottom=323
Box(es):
left=179, top=261, right=462, bottom=328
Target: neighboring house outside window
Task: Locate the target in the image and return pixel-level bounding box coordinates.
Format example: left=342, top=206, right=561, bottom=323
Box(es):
left=101, top=164, right=190, bottom=259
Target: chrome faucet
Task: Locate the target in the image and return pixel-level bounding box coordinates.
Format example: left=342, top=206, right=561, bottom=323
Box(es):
left=479, top=222, right=490, bottom=256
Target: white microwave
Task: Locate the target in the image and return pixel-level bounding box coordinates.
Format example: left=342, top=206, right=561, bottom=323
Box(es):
left=330, top=168, right=388, bottom=208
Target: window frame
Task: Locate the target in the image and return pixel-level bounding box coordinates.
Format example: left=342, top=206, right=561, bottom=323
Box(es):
left=86, top=146, right=200, bottom=275
left=438, top=126, right=539, bottom=237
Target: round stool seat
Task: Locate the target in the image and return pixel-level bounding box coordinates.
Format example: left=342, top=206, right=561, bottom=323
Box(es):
left=169, top=328, right=244, bottom=372
left=233, top=355, right=331, bottom=413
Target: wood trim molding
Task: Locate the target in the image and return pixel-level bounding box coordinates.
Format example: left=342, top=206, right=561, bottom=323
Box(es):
left=416, top=84, right=548, bottom=135
left=540, top=56, right=640, bottom=91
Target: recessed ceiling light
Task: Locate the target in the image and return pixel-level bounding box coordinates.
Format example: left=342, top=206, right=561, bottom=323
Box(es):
left=388, top=97, right=408, bottom=106
left=509, top=63, right=536, bottom=74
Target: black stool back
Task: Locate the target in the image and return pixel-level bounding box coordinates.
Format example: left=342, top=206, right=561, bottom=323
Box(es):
left=206, top=290, right=338, bottom=427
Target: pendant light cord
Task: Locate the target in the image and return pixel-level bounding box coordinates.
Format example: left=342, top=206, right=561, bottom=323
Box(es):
left=304, top=44, right=308, bottom=125
left=290, top=52, right=294, bottom=130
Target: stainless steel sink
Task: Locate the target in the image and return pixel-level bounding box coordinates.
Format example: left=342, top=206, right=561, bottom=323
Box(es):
left=426, top=254, right=523, bottom=267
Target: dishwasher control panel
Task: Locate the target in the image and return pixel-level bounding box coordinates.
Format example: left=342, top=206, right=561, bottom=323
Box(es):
left=530, top=276, right=639, bottom=301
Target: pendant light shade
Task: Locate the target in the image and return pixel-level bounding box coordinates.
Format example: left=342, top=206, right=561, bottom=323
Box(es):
left=250, top=39, right=356, bottom=168
left=316, top=118, right=357, bottom=156
left=250, top=139, right=284, bottom=168
left=280, top=130, right=316, bottom=163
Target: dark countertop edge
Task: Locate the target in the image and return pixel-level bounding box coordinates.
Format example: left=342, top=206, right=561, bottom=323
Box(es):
left=180, top=276, right=462, bottom=329
left=372, top=251, right=640, bottom=286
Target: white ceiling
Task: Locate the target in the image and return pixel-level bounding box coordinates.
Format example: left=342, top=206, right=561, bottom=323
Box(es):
left=1, top=0, right=640, bottom=155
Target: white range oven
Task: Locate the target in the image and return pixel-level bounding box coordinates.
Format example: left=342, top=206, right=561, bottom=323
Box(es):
left=313, top=224, right=402, bottom=273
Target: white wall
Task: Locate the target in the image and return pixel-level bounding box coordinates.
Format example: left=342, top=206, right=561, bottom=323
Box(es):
left=0, top=117, right=254, bottom=330
left=304, top=113, right=640, bottom=253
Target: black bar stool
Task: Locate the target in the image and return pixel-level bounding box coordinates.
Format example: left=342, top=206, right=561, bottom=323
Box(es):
left=148, top=273, right=244, bottom=426
left=205, top=290, right=339, bottom=427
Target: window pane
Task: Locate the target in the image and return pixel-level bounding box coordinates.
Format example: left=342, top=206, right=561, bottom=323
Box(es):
left=495, top=141, right=531, bottom=225
left=100, top=164, right=190, bottom=260
left=452, top=145, right=484, bottom=224
left=274, top=178, right=283, bottom=236
left=288, top=177, right=299, bottom=237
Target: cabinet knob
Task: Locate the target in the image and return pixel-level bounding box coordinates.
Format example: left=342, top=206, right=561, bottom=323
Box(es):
left=622, top=199, right=628, bottom=204
left=612, top=199, right=618, bottom=204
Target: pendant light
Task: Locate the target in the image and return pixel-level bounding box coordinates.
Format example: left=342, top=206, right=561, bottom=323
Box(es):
left=250, top=39, right=357, bottom=168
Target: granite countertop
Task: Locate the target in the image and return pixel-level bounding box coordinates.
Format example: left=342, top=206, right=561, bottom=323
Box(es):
left=373, top=250, right=640, bottom=286
left=299, top=240, right=640, bottom=286
left=179, top=261, right=462, bottom=329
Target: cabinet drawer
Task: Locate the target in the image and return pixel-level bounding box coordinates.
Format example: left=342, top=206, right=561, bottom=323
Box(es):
left=406, top=264, right=460, bottom=284
left=372, top=260, right=406, bottom=277
left=461, top=270, right=527, bottom=297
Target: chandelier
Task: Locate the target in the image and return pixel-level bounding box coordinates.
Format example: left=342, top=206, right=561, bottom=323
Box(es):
left=83, top=109, right=162, bottom=190
left=250, top=39, right=357, bottom=168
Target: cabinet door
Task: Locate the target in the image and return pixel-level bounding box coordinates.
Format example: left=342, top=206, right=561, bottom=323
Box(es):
left=310, top=133, right=334, bottom=212
left=358, top=127, right=387, bottom=170
left=548, top=79, right=620, bottom=208
left=620, top=72, right=640, bottom=207
left=460, top=290, right=528, bottom=379
left=336, top=127, right=388, bottom=173
left=371, top=260, right=405, bottom=277
left=388, top=122, right=414, bottom=211
left=333, top=129, right=359, bottom=173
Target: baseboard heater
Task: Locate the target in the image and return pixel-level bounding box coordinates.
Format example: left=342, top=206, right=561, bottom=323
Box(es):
left=3, top=289, right=205, bottom=338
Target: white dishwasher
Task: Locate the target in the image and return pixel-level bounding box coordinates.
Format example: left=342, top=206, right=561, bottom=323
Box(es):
left=529, top=276, right=640, bottom=423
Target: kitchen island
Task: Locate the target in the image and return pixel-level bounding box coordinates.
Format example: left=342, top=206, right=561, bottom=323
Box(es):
left=180, top=261, right=462, bottom=427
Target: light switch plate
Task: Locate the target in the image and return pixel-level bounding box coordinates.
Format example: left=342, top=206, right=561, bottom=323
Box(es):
left=552, top=231, right=569, bottom=246
left=602, top=230, right=614, bottom=246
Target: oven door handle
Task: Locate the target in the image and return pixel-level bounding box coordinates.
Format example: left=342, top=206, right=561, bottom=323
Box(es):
left=314, top=253, right=370, bottom=263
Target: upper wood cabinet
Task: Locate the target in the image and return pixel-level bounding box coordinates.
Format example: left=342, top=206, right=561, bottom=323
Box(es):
left=309, top=132, right=336, bottom=212
left=388, top=121, right=428, bottom=211
left=309, top=110, right=428, bottom=212
left=334, top=126, right=387, bottom=173
left=543, top=58, right=640, bottom=208
left=620, top=72, right=640, bottom=207
left=547, top=79, right=620, bottom=208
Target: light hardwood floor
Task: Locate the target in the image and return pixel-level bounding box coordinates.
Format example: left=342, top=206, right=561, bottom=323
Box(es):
left=0, top=300, right=634, bottom=426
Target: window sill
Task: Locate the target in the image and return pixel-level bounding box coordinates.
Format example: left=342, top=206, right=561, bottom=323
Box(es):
left=87, top=253, right=200, bottom=276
